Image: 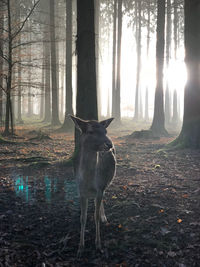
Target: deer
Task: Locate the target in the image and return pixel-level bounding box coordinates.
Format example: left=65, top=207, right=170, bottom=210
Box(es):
left=69, top=115, right=116, bottom=257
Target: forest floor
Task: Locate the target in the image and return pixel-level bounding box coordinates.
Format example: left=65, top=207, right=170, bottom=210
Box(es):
left=0, top=122, right=200, bottom=267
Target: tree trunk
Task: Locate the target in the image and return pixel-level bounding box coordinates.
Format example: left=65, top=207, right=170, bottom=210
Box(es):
left=112, top=0, right=117, bottom=118
left=61, top=0, right=73, bottom=131
left=27, top=22, right=32, bottom=117
left=76, top=0, right=98, bottom=147
left=150, top=0, right=168, bottom=136
left=164, top=85, right=171, bottom=126
left=115, top=0, right=122, bottom=123
left=166, top=0, right=171, bottom=66
left=134, top=0, right=142, bottom=121
left=146, top=0, right=151, bottom=57
left=0, top=15, right=3, bottom=125
left=50, top=0, right=60, bottom=126
left=40, top=50, right=45, bottom=120
left=144, top=87, right=149, bottom=121
left=43, top=38, right=51, bottom=122
left=172, top=89, right=178, bottom=124
left=95, top=0, right=101, bottom=119
left=174, top=0, right=200, bottom=148
left=173, top=0, right=178, bottom=59
left=4, top=0, right=13, bottom=136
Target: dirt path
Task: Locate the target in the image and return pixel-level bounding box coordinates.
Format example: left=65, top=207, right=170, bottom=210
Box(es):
left=0, top=128, right=200, bottom=266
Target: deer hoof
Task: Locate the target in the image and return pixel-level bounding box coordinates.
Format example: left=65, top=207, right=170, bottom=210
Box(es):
left=101, top=216, right=108, bottom=223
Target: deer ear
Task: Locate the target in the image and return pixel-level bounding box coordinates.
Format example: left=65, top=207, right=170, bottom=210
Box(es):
left=100, top=118, right=114, bottom=128
left=69, top=115, right=87, bottom=133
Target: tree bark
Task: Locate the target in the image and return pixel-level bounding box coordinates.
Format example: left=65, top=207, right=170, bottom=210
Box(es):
left=61, top=0, right=73, bottom=131
left=4, top=0, right=13, bottom=135
left=0, top=14, right=3, bottom=125
left=112, top=0, right=117, bottom=118
left=174, top=0, right=200, bottom=148
left=115, top=0, right=122, bottom=122
left=173, top=0, right=178, bottom=59
left=76, top=0, right=98, bottom=147
left=150, top=0, right=168, bottom=136
left=43, top=38, right=51, bottom=122
left=134, top=0, right=142, bottom=121
left=50, top=0, right=60, bottom=126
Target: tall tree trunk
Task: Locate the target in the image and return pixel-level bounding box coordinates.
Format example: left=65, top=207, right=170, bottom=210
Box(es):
left=134, top=0, right=142, bottom=121
left=95, top=0, right=101, bottom=119
left=174, top=0, right=200, bottom=148
left=76, top=0, right=98, bottom=147
left=171, top=89, right=178, bottom=124
left=61, top=0, right=73, bottom=131
left=146, top=0, right=151, bottom=57
left=43, top=39, right=51, bottom=122
left=4, top=0, right=13, bottom=135
left=27, top=22, right=32, bottom=117
left=150, top=0, right=168, bottom=136
left=165, top=85, right=171, bottom=125
left=173, top=0, right=178, bottom=59
left=0, top=15, right=3, bottom=125
left=16, top=5, right=23, bottom=124
left=112, top=0, right=117, bottom=118
left=50, top=0, right=60, bottom=126
left=40, top=51, right=45, bottom=120
left=166, top=0, right=171, bottom=66
left=144, top=87, right=149, bottom=121
left=115, top=0, right=122, bottom=122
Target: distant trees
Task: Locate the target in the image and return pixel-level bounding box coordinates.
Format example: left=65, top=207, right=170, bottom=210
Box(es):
left=0, top=0, right=40, bottom=135
left=173, top=0, right=200, bottom=148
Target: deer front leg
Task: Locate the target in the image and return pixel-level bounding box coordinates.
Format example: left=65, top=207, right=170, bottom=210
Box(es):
left=95, top=194, right=103, bottom=251
left=77, top=197, right=88, bottom=257
left=100, top=202, right=108, bottom=223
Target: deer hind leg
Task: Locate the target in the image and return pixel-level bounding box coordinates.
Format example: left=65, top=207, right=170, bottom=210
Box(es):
left=100, top=202, right=108, bottom=223
left=95, top=194, right=103, bottom=250
left=77, top=197, right=88, bottom=257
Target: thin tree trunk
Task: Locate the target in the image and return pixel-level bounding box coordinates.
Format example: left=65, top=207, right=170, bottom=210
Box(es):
left=150, top=0, right=168, bottom=136
left=146, top=0, right=151, bottom=57
left=144, top=87, right=149, bottom=121
left=112, top=0, right=117, bottom=118
left=61, top=0, right=73, bottom=131
left=4, top=0, right=13, bottom=135
left=95, top=0, right=101, bottom=119
left=173, top=0, right=178, bottom=59
left=27, top=22, right=32, bottom=117
left=40, top=50, right=45, bottom=120
left=43, top=38, right=51, bottom=122
left=50, top=0, right=60, bottom=126
left=115, top=0, right=122, bottom=122
left=134, top=0, right=142, bottom=121
left=171, top=89, right=178, bottom=124
left=166, top=0, right=171, bottom=66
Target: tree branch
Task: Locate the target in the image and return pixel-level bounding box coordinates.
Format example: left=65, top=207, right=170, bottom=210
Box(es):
left=12, top=0, right=41, bottom=40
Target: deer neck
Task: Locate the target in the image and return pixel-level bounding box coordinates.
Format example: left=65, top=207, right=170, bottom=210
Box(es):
left=78, top=145, right=98, bottom=178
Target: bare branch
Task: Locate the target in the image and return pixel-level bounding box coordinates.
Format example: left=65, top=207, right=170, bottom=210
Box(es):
left=0, top=47, right=9, bottom=62
left=12, top=0, right=41, bottom=40
left=12, top=40, right=40, bottom=49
